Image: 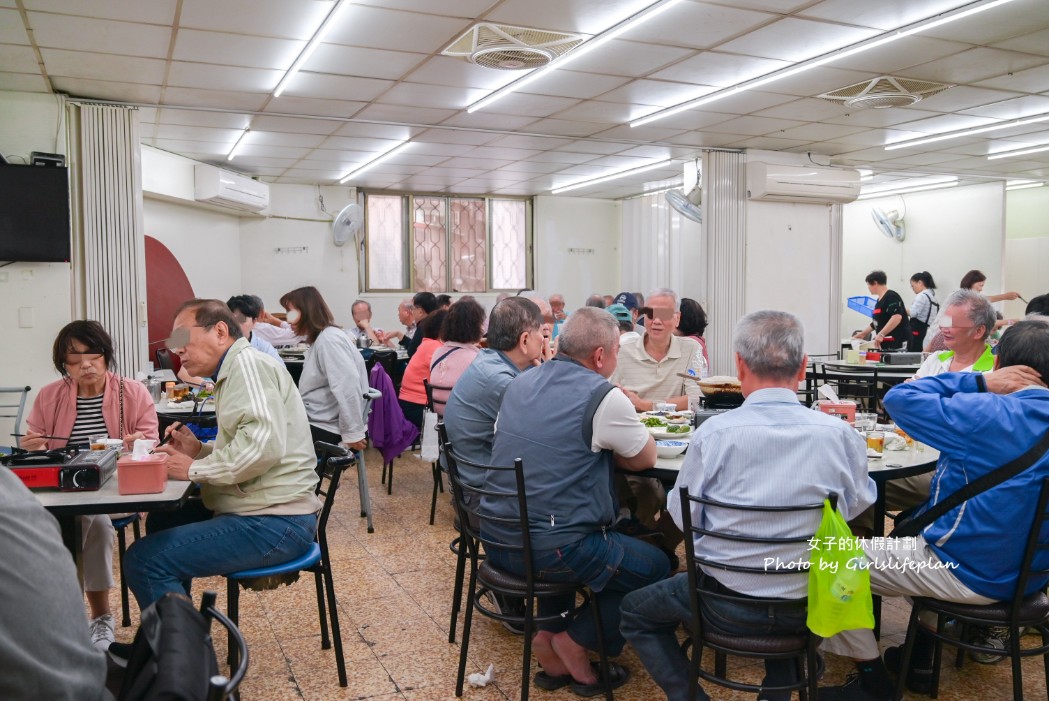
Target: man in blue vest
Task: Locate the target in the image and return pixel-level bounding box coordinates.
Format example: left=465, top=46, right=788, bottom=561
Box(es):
left=485, top=307, right=670, bottom=696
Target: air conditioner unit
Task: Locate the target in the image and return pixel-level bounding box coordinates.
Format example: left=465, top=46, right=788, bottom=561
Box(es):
left=746, top=162, right=861, bottom=204
left=193, top=165, right=269, bottom=212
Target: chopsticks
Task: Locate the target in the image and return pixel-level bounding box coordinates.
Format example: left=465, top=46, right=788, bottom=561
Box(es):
left=676, top=372, right=704, bottom=382
left=150, top=422, right=180, bottom=454
left=11, top=432, right=71, bottom=441
left=1018, top=294, right=1029, bottom=304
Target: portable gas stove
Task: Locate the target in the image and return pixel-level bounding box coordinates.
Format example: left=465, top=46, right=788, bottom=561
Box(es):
left=1, top=446, right=118, bottom=491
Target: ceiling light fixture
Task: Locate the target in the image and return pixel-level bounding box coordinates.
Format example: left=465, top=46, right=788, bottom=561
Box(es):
left=630, top=0, right=1020, bottom=128
left=856, top=176, right=959, bottom=200
left=619, top=180, right=686, bottom=200
left=226, top=129, right=250, bottom=161
left=338, top=141, right=412, bottom=184
left=987, top=143, right=1049, bottom=160
left=273, top=0, right=353, bottom=98
left=885, top=113, right=1049, bottom=150
left=467, top=0, right=685, bottom=114
left=1006, top=181, right=1046, bottom=190
left=551, top=159, right=675, bottom=195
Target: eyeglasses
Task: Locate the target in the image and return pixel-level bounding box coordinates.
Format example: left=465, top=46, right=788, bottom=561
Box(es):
left=164, top=324, right=214, bottom=350
left=64, top=352, right=104, bottom=366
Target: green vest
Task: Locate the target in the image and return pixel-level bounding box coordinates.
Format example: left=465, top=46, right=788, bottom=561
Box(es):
left=936, top=344, right=995, bottom=372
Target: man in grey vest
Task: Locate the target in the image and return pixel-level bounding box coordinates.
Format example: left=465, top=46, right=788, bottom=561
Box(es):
left=486, top=307, right=670, bottom=696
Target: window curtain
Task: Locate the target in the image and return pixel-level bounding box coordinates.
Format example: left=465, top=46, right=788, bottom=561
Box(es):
left=620, top=192, right=700, bottom=297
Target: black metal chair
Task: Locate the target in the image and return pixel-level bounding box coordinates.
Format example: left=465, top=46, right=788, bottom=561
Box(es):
left=112, top=513, right=142, bottom=627
left=224, top=443, right=358, bottom=687
left=201, top=592, right=249, bottom=701
left=155, top=348, right=175, bottom=371
left=442, top=437, right=613, bottom=701
left=0, top=385, right=30, bottom=450
left=817, top=364, right=881, bottom=415
left=893, top=477, right=1049, bottom=701
left=438, top=421, right=480, bottom=645
left=678, top=487, right=826, bottom=701
left=424, top=379, right=452, bottom=525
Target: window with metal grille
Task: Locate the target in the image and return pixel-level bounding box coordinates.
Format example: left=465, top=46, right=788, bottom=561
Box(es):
left=363, top=193, right=531, bottom=293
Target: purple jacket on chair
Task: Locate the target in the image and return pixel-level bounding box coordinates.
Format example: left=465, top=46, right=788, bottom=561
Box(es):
left=368, top=363, right=419, bottom=464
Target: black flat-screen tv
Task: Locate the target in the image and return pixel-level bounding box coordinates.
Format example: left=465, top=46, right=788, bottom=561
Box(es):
left=0, top=165, right=71, bottom=262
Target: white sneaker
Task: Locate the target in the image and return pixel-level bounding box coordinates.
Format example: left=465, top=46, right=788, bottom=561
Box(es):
left=89, top=613, right=116, bottom=651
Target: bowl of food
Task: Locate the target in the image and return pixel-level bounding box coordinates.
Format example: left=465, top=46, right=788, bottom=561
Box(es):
left=656, top=440, right=688, bottom=458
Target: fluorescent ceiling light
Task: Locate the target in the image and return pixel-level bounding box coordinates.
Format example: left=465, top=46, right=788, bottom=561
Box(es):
left=226, top=129, right=250, bottom=161
left=619, top=180, right=685, bottom=200
left=987, top=143, right=1049, bottom=160
left=552, top=159, right=675, bottom=195
left=857, top=169, right=874, bottom=180
left=857, top=176, right=959, bottom=200
left=467, top=0, right=684, bottom=114
left=273, top=0, right=353, bottom=98
left=338, top=141, right=412, bottom=184
left=886, top=113, right=1049, bottom=151
left=630, top=0, right=1020, bottom=128
left=1006, top=182, right=1046, bottom=191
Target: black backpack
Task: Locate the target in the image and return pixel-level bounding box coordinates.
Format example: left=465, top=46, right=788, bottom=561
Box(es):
left=118, top=593, right=221, bottom=701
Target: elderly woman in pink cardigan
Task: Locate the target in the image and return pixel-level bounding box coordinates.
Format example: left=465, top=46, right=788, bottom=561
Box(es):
left=428, top=298, right=486, bottom=416
left=23, top=320, right=158, bottom=652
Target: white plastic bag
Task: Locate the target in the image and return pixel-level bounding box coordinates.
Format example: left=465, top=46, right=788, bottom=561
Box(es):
left=420, top=408, right=439, bottom=463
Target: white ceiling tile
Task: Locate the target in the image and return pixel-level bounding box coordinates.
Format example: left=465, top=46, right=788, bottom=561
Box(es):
left=892, top=113, right=998, bottom=135
left=155, top=109, right=252, bottom=129
left=307, top=44, right=426, bottom=81
left=421, top=167, right=487, bottom=178
left=0, top=72, right=49, bottom=92
left=161, top=87, right=269, bottom=111
left=590, top=123, right=687, bottom=141
left=439, top=111, right=551, bottom=131
left=39, top=49, right=167, bottom=85
left=28, top=13, right=171, bottom=57
left=701, top=115, right=806, bottom=136
left=248, top=115, right=343, bottom=135
left=561, top=140, right=633, bottom=155
left=363, top=0, right=496, bottom=15
left=522, top=118, right=608, bottom=137
left=686, top=90, right=795, bottom=116
left=823, top=107, right=944, bottom=128
left=226, top=155, right=301, bottom=167
left=463, top=146, right=542, bottom=161
left=975, top=63, right=1049, bottom=94
left=381, top=153, right=456, bottom=168
left=521, top=71, right=631, bottom=101
left=616, top=144, right=675, bottom=159
left=723, top=135, right=811, bottom=150
left=301, top=149, right=374, bottom=164
left=994, top=28, right=1049, bottom=57
left=524, top=151, right=602, bottom=165
left=401, top=56, right=523, bottom=91
left=498, top=160, right=565, bottom=174
left=900, top=48, right=1048, bottom=85
left=401, top=142, right=476, bottom=157
left=594, top=79, right=717, bottom=109
left=280, top=72, right=394, bottom=101
left=718, top=17, right=877, bottom=62
left=481, top=92, right=582, bottom=118
left=799, top=0, right=966, bottom=31
left=0, top=10, right=27, bottom=44
left=562, top=39, right=696, bottom=78
left=325, top=5, right=471, bottom=53
left=627, top=3, right=776, bottom=50
left=264, top=96, right=369, bottom=118
left=321, top=135, right=405, bottom=152
left=961, top=95, right=1049, bottom=120
left=52, top=76, right=162, bottom=103
left=872, top=151, right=974, bottom=166
left=551, top=100, right=642, bottom=123
left=376, top=82, right=490, bottom=110
left=236, top=143, right=312, bottom=159
left=921, top=0, right=1049, bottom=45
left=247, top=131, right=327, bottom=148
left=332, top=122, right=418, bottom=140
left=25, top=0, right=177, bottom=24
left=350, top=103, right=457, bottom=124
left=774, top=122, right=868, bottom=141
left=828, top=36, right=970, bottom=75
left=167, top=62, right=282, bottom=93
left=412, top=128, right=500, bottom=145
left=152, top=138, right=229, bottom=156
left=179, top=0, right=332, bottom=39
left=0, top=45, right=41, bottom=73
left=754, top=96, right=847, bottom=121
left=759, top=66, right=880, bottom=98
left=918, top=85, right=1022, bottom=112
left=669, top=130, right=740, bottom=147
left=626, top=108, right=735, bottom=131
left=486, top=0, right=664, bottom=35
left=173, top=29, right=303, bottom=70
left=154, top=124, right=245, bottom=143
left=651, top=51, right=789, bottom=87
left=485, top=134, right=571, bottom=150
left=137, top=106, right=156, bottom=123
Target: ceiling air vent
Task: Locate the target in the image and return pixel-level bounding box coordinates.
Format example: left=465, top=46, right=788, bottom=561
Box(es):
left=817, top=76, right=953, bottom=109
left=443, top=23, right=586, bottom=70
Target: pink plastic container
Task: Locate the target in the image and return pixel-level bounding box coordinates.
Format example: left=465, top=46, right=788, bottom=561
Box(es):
left=117, top=454, right=169, bottom=495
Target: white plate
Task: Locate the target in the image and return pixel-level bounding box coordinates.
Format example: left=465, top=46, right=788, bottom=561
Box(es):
left=649, top=425, right=693, bottom=440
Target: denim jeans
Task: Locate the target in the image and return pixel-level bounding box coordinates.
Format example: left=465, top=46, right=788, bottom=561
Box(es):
left=125, top=510, right=317, bottom=608
left=620, top=573, right=808, bottom=701
left=487, top=530, right=669, bottom=655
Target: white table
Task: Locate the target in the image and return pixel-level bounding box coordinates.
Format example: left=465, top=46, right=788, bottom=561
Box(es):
left=822, top=359, right=921, bottom=381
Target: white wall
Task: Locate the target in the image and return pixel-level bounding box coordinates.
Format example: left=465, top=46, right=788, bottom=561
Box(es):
left=841, top=182, right=1005, bottom=334
left=1004, top=185, right=1049, bottom=319
left=534, top=195, right=621, bottom=308
left=0, top=91, right=74, bottom=433
left=144, top=199, right=242, bottom=298
left=745, top=201, right=838, bottom=354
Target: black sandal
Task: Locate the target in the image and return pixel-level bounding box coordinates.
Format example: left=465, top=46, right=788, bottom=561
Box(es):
left=534, top=670, right=573, bottom=690
left=569, top=661, right=630, bottom=697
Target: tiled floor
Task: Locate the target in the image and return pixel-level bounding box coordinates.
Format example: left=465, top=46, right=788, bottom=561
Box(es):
left=106, top=449, right=1046, bottom=700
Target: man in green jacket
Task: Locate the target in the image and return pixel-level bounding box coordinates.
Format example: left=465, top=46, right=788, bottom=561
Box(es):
left=124, top=299, right=320, bottom=609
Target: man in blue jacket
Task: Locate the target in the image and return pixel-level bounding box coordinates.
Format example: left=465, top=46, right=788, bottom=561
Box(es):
left=822, top=315, right=1049, bottom=701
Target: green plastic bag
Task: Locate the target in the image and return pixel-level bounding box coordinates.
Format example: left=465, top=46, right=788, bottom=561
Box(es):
left=806, top=499, right=874, bottom=637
